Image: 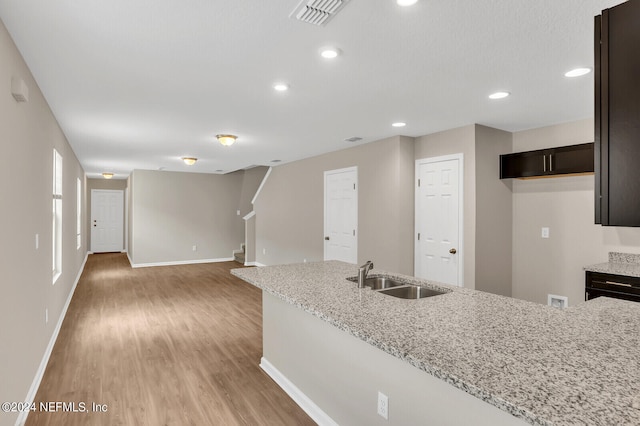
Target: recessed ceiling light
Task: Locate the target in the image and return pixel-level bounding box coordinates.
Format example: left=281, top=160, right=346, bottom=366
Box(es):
left=489, top=91, right=510, bottom=99
left=565, top=68, right=592, bottom=78
left=273, top=83, right=289, bottom=92
left=320, top=47, right=341, bottom=59
left=397, top=0, right=418, bottom=6
left=392, top=122, right=407, bottom=127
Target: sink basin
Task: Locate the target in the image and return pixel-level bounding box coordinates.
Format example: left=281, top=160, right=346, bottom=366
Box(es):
left=364, top=276, right=407, bottom=290
left=346, top=275, right=406, bottom=289
left=346, top=275, right=449, bottom=299
left=379, top=285, right=447, bottom=299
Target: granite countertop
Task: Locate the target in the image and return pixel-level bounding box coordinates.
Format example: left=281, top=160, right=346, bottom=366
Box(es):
left=584, top=252, right=640, bottom=277
left=232, top=261, right=640, bottom=426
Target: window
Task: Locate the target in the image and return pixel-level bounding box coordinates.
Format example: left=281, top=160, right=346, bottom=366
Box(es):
left=53, top=149, right=62, bottom=283
left=77, top=178, right=82, bottom=250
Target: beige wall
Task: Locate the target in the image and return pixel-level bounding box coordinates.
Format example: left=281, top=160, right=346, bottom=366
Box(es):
left=86, top=178, right=128, bottom=252
left=511, top=118, right=640, bottom=306
left=475, top=125, right=513, bottom=296
left=0, top=19, right=86, bottom=426
left=254, top=136, right=415, bottom=275
left=129, top=169, right=250, bottom=266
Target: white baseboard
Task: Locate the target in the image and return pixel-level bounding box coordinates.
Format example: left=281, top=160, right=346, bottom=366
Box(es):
left=130, top=257, right=234, bottom=268
left=260, top=357, right=338, bottom=426
left=244, top=261, right=265, bottom=267
left=17, top=252, right=89, bottom=426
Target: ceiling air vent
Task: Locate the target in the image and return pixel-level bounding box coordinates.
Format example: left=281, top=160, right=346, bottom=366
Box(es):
left=290, top=0, right=350, bottom=26
left=344, top=137, right=363, bottom=143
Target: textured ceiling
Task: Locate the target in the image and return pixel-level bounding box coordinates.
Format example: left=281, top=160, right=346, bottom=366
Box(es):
left=0, top=0, right=624, bottom=178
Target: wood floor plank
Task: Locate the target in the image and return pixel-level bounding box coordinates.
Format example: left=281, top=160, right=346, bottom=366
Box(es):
left=26, top=253, right=315, bottom=426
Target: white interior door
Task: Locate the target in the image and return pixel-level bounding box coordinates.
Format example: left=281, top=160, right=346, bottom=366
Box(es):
left=91, top=189, right=124, bottom=253
left=415, top=155, right=463, bottom=286
left=324, top=167, right=358, bottom=263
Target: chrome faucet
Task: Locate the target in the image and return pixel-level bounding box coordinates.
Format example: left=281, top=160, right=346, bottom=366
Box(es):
left=357, top=261, right=374, bottom=288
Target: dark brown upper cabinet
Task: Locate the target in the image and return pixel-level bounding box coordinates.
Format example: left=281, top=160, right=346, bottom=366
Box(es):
left=595, top=0, right=640, bottom=226
left=499, top=143, right=594, bottom=179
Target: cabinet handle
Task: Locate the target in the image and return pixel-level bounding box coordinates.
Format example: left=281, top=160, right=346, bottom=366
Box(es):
left=543, top=155, right=546, bottom=172
left=549, top=154, right=553, bottom=171
left=605, top=281, right=632, bottom=287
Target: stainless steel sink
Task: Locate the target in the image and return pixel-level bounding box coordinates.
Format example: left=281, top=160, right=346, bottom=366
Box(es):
left=379, top=285, right=447, bottom=299
left=346, top=276, right=406, bottom=290
left=347, top=275, right=449, bottom=299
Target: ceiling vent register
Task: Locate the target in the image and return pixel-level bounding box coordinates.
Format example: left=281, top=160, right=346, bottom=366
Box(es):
left=290, top=0, right=349, bottom=26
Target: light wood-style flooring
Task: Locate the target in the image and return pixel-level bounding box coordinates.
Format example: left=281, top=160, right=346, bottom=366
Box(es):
left=26, top=253, right=315, bottom=426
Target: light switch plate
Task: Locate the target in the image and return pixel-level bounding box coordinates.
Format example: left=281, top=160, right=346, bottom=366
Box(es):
left=541, top=227, right=550, bottom=238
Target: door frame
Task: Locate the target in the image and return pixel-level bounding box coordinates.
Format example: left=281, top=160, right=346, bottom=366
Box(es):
left=323, top=166, right=358, bottom=262
left=414, top=154, right=464, bottom=286
left=91, top=189, right=124, bottom=253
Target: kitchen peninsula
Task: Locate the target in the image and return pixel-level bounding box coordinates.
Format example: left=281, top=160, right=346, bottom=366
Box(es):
left=232, top=261, right=640, bottom=425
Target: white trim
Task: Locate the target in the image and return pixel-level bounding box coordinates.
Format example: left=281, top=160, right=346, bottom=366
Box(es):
left=323, top=166, right=358, bottom=263
left=415, top=153, right=464, bottom=287
left=130, top=257, right=234, bottom=268
left=126, top=251, right=133, bottom=267
left=244, top=261, right=266, bottom=267
left=18, top=252, right=89, bottom=426
left=260, top=357, right=338, bottom=426
left=251, top=167, right=272, bottom=205
left=243, top=210, right=256, bottom=221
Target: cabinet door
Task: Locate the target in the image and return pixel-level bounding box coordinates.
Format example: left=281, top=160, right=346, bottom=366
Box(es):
left=547, top=143, right=594, bottom=175
left=500, top=150, right=546, bottom=179
left=500, top=143, right=594, bottom=179
left=597, top=1, right=640, bottom=226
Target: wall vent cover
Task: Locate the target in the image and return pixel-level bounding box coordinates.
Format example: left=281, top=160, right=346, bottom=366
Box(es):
left=290, top=0, right=349, bottom=26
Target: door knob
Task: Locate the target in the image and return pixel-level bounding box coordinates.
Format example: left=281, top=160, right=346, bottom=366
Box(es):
left=325, top=236, right=330, bottom=241
left=449, top=248, right=457, bottom=254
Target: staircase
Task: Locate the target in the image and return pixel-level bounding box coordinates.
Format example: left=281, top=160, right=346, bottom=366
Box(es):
left=234, top=244, right=246, bottom=265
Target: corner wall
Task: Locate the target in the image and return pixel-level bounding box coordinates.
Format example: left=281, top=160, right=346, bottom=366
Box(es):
left=475, top=124, right=513, bottom=296
left=511, top=118, right=640, bottom=306
left=253, top=136, right=415, bottom=275
left=129, top=169, right=248, bottom=266
left=0, top=18, right=87, bottom=426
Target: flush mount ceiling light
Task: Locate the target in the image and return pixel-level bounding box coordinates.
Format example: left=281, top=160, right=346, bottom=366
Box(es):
left=397, top=0, right=418, bottom=6
left=489, top=91, right=510, bottom=100
left=565, top=68, right=592, bottom=77
left=102, top=172, right=114, bottom=179
left=273, top=83, right=289, bottom=92
left=392, top=122, right=407, bottom=127
left=216, top=134, right=237, bottom=146
left=320, top=47, right=341, bottom=59
left=182, top=157, right=197, bottom=165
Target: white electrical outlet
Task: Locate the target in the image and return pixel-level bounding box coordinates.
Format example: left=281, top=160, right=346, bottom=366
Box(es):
left=192, top=245, right=197, bottom=251
left=377, top=391, right=389, bottom=420
left=35, top=233, right=39, bottom=250
left=548, top=294, right=568, bottom=308
left=541, top=227, right=550, bottom=238
left=263, top=248, right=266, bottom=255
left=45, top=308, right=48, bottom=324
left=237, top=210, right=241, bottom=216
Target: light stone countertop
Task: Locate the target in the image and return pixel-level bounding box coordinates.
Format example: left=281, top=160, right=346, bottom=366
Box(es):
left=232, top=261, right=640, bottom=426
left=584, top=252, right=640, bottom=277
